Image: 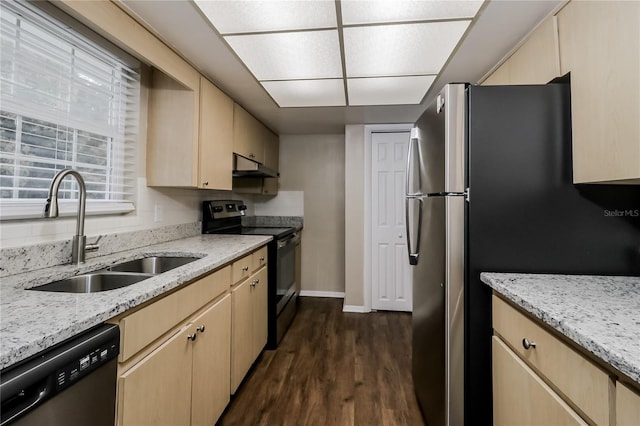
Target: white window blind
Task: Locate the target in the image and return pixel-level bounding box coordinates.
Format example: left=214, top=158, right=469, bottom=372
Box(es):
left=0, top=1, right=139, bottom=219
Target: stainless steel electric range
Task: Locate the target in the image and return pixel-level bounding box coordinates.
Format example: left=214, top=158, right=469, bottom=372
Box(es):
left=202, top=200, right=298, bottom=348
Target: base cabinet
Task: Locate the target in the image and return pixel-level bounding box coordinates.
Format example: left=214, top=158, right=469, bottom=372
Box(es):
left=492, top=295, right=618, bottom=425
left=118, top=325, right=193, bottom=426
left=231, top=266, right=268, bottom=393
left=492, top=336, right=586, bottom=426
left=117, top=295, right=231, bottom=426
left=191, top=295, right=231, bottom=426
left=617, top=382, right=640, bottom=426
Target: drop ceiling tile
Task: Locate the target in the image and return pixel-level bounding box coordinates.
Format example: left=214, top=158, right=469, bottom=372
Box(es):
left=343, top=21, right=471, bottom=78
left=193, top=0, right=337, bottom=34
left=341, top=0, right=483, bottom=25
left=347, top=76, right=435, bottom=105
left=262, top=79, right=346, bottom=107
left=225, top=30, right=343, bottom=81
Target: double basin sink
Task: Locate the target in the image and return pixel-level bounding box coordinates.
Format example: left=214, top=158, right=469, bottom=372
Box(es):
left=29, top=256, right=200, bottom=294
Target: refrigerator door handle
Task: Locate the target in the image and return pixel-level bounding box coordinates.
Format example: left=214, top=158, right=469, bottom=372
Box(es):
left=405, top=197, right=423, bottom=265
left=406, top=128, right=422, bottom=197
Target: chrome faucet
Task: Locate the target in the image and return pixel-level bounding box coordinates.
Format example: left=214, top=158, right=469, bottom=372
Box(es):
left=44, top=169, right=99, bottom=264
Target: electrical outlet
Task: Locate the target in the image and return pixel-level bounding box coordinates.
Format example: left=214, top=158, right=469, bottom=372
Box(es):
left=154, top=204, right=163, bottom=222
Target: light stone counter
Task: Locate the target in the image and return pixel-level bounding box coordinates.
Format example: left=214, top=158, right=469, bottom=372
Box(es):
left=481, top=273, right=640, bottom=386
left=0, top=234, right=271, bottom=370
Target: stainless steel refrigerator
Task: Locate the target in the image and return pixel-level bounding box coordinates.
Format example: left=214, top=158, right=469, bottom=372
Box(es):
left=406, top=82, right=640, bottom=426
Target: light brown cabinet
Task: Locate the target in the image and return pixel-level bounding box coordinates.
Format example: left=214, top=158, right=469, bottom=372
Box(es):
left=190, top=295, right=231, bottom=426
left=198, top=76, right=233, bottom=190
left=616, top=382, right=640, bottom=426
left=118, top=324, right=193, bottom=426
left=147, top=74, right=233, bottom=189
left=557, top=1, right=640, bottom=184
left=117, top=295, right=231, bottom=426
left=492, top=295, right=612, bottom=425
left=230, top=257, right=268, bottom=393
left=233, top=103, right=266, bottom=164
left=232, top=103, right=280, bottom=195
left=113, top=267, right=233, bottom=426
left=483, top=16, right=560, bottom=86
left=492, top=336, right=587, bottom=426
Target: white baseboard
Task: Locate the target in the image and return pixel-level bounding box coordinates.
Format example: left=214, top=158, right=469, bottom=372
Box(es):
left=342, top=305, right=370, bottom=313
left=299, top=290, right=345, bottom=298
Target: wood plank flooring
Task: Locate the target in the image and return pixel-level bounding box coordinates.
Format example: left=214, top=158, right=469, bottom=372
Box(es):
left=218, top=297, right=425, bottom=426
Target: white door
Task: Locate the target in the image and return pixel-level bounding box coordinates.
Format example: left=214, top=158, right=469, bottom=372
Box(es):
left=371, top=131, right=412, bottom=312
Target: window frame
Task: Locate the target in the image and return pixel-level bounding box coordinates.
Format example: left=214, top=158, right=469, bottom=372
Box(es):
left=0, top=1, right=140, bottom=221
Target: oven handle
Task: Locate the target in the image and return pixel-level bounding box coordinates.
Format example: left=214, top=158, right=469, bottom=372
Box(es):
left=277, top=232, right=300, bottom=249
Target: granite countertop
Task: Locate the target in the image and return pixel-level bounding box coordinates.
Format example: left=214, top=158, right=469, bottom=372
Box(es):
left=481, top=273, right=640, bottom=386
left=0, top=234, right=272, bottom=370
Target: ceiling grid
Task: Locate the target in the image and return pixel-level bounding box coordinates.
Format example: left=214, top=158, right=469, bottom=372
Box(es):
left=193, top=0, right=483, bottom=108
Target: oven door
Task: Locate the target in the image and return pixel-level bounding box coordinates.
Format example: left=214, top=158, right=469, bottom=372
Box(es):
left=275, top=232, right=299, bottom=314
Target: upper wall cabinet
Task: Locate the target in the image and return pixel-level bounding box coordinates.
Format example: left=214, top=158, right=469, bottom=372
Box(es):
left=233, top=104, right=266, bottom=164
left=557, top=1, right=640, bottom=184
left=199, top=77, right=233, bottom=190
left=147, top=74, right=233, bottom=189
left=483, top=16, right=560, bottom=86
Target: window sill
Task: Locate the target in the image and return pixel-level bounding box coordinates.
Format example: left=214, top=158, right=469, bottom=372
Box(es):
left=0, top=200, right=135, bottom=221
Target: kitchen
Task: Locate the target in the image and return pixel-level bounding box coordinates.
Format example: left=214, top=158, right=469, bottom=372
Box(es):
left=1, top=0, right=639, bottom=425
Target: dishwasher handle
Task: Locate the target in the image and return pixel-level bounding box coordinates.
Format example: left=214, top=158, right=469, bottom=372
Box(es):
left=1, top=379, right=51, bottom=426
left=277, top=232, right=300, bottom=249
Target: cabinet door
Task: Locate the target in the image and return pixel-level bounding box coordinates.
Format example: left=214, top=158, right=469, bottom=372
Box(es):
left=251, top=266, right=269, bottom=360
left=263, top=129, right=279, bottom=171
left=233, top=103, right=265, bottom=164
left=118, top=326, right=193, bottom=426
left=617, top=382, right=640, bottom=426
left=191, top=295, right=231, bottom=426
left=492, top=336, right=587, bottom=426
left=483, top=16, right=559, bottom=86
left=199, top=77, right=233, bottom=190
left=147, top=69, right=198, bottom=187
left=231, top=278, right=252, bottom=393
left=558, top=1, right=640, bottom=183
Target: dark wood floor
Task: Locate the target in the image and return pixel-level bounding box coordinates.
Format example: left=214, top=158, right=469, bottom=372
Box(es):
left=218, top=297, right=425, bottom=426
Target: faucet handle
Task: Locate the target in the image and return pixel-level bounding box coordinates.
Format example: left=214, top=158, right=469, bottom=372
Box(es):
left=85, top=235, right=102, bottom=252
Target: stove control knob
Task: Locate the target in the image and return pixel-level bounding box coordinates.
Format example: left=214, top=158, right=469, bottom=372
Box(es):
left=238, top=204, right=247, bottom=211
left=212, top=206, right=224, bottom=213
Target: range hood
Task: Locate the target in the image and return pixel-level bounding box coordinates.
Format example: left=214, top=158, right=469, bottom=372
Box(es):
left=232, top=155, right=278, bottom=178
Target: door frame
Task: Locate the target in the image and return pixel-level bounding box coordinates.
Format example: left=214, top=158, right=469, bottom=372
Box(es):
left=364, top=123, right=413, bottom=312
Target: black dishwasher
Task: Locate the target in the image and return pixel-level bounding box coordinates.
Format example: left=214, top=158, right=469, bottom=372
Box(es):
left=1, top=324, right=119, bottom=426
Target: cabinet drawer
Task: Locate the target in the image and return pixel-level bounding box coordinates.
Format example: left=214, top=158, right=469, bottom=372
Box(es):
left=252, top=246, right=267, bottom=271
left=119, top=266, right=231, bottom=361
left=617, top=382, right=640, bottom=426
left=232, top=253, right=252, bottom=284
left=492, top=336, right=587, bottom=426
left=492, top=296, right=610, bottom=425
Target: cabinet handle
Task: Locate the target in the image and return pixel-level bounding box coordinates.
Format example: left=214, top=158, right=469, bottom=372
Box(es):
left=250, top=280, right=257, bottom=287
left=202, top=181, right=209, bottom=186
left=255, top=279, right=260, bottom=285
left=242, top=266, right=249, bottom=272
left=259, top=256, right=265, bottom=262
left=196, top=325, right=205, bottom=333
left=187, top=333, right=197, bottom=342
left=522, top=338, right=536, bottom=350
